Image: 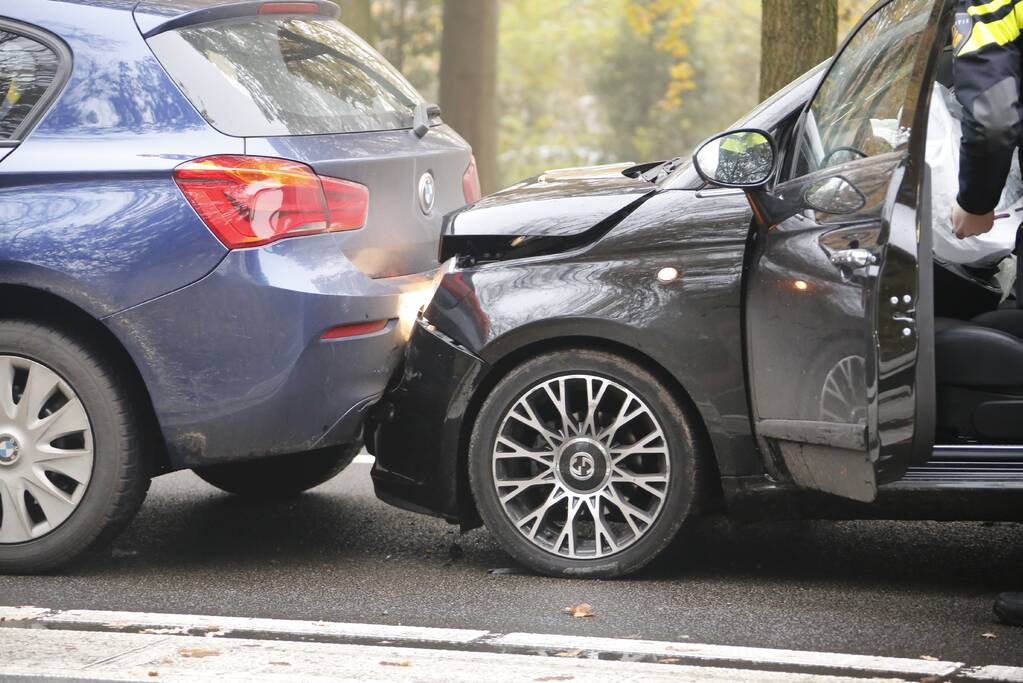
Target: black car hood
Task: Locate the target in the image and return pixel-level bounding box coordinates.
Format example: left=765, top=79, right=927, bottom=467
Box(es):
left=441, top=163, right=656, bottom=263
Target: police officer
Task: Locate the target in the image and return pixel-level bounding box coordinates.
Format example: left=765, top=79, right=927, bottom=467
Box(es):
left=952, top=0, right=1023, bottom=627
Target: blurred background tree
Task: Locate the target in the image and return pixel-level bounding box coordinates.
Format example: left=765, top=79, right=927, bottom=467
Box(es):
left=333, top=0, right=880, bottom=192
left=760, top=0, right=836, bottom=100
left=440, top=0, right=500, bottom=193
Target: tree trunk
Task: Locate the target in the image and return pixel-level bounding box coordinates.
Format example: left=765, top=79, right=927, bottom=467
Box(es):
left=336, top=0, right=374, bottom=44
left=760, top=0, right=837, bottom=101
left=439, top=0, right=500, bottom=194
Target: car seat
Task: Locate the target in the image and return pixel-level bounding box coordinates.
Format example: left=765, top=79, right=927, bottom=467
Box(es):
left=935, top=229, right=1023, bottom=442
left=935, top=313, right=1023, bottom=441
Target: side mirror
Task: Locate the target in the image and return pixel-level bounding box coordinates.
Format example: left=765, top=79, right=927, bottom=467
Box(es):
left=693, top=128, right=777, bottom=189
left=804, top=176, right=866, bottom=214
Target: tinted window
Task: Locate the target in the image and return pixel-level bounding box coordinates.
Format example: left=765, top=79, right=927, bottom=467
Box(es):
left=149, top=17, right=425, bottom=137
left=793, top=0, right=934, bottom=177
left=0, top=30, right=60, bottom=140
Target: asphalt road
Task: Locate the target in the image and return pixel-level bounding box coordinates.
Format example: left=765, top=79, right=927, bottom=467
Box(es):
left=1, top=460, right=1021, bottom=668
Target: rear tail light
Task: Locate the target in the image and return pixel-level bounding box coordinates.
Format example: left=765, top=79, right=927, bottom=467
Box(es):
left=174, top=155, right=368, bottom=249
left=462, top=155, right=482, bottom=204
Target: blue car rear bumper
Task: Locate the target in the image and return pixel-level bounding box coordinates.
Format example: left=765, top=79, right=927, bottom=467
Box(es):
left=105, top=233, right=435, bottom=470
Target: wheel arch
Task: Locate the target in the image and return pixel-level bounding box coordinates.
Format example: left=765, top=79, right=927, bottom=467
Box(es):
left=0, top=284, right=171, bottom=476
left=455, top=327, right=724, bottom=528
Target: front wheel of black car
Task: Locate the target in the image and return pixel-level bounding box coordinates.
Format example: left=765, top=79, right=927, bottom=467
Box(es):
left=194, top=443, right=361, bottom=498
left=469, top=349, right=705, bottom=579
left=0, top=320, right=150, bottom=574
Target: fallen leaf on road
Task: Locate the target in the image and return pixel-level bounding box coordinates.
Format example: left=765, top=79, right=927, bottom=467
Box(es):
left=0, top=614, right=35, bottom=623
left=657, top=658, right=682, bottom=664
left=147, top=673, right=159, bottom=678
left=178, top=647, right=220, bottom=658
left=554, top=650, right=583, bottom=658
left=487, top=567, right=530, bottom=576
left=981, top=632, right=999, bottom=640
left=562, top=603, right=594, bottom=618
left=380, top=660, right=412, bottom=667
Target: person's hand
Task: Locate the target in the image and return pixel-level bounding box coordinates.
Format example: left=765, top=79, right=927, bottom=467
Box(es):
left=953, top=202, right=995, bottom=239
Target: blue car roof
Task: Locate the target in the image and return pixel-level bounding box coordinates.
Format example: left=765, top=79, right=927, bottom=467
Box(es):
left=134, top=0, right=340, bottom=37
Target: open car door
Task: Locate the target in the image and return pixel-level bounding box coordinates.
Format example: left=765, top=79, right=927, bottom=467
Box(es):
left=742, top=0, right=953, bottom=502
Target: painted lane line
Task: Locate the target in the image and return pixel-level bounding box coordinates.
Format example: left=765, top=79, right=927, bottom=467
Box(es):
left=353, top=453, right=374, bottom=464
left=40, top=609, right=488, bottom=644
left=0, top=628, right=918, bottom=683
left=0, top=606, right=50, bottom=621
left=492, top=632, right=962, bottom=678
left=965, top=666, right=1023, bottom=682
left=7, top=607, right=1014, bottom=681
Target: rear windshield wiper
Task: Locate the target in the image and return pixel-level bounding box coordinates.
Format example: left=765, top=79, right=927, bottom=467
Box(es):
left=413, top=103, right=442, bottom=138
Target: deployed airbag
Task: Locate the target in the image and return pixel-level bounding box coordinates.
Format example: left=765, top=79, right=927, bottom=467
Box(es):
left=928, top=83, right=1021, bottom=267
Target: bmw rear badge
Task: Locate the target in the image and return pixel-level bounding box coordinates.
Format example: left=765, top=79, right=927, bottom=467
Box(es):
left=418, top=172, right=436, bottom=215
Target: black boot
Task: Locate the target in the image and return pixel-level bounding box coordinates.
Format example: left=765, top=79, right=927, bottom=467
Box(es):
left=994, top=593, right=1023, bottom=626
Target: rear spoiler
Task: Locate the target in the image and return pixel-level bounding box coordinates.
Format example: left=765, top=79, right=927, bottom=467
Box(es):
left=135, top=1, right=340, bottom=38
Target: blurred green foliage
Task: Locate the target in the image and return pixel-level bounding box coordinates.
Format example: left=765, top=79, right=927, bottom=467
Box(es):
left=341, top=0, right=881, bottom=189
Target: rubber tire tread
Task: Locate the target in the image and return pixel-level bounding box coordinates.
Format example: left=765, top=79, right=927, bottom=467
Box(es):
left=0, top=320, right=150, bottom=574
left=468, top=349, right=706, bottom=579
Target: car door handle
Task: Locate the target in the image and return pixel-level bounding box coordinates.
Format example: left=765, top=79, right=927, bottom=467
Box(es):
left=830, top=248, right=877, bottom=270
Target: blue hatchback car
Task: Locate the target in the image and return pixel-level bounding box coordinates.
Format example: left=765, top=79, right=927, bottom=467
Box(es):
left=0, top=0, right=476, bottom=572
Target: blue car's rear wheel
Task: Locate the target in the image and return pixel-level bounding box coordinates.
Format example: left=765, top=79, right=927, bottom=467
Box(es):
left=0, top=320, right=149, bottom=573
left=193, top=443, right=360, bottom=497
left=469, top=349, right=707, bottom=578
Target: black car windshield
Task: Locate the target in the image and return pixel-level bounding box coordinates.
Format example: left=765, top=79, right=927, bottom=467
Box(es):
left=148, top=16, right=425, bottom=137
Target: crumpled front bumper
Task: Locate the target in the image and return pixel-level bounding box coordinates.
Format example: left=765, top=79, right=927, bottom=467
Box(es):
left=369, top=318, right=486, bottom=523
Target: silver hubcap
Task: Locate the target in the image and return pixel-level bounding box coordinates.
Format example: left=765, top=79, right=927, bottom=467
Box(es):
left=491, top=374, right=670, bottom=560
left=0, top=356, right=94, bottom=544
left=819, top=355, right=867, bottom=424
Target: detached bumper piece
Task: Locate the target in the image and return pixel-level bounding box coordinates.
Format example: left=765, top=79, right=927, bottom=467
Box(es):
left=370, top=319, right=485, bottom=522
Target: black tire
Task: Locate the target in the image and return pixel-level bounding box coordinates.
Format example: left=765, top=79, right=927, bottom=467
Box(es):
left=469, top=349, right=706, bottom=579
left=0, top=320, right=150, bottom=574
left=194, top=443, right=360, bottom=497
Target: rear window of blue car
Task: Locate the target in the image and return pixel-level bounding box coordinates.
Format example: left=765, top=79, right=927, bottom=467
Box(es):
left=0, top=31, right=60, bottom=140
left=148, top=16, right=425, bottom=137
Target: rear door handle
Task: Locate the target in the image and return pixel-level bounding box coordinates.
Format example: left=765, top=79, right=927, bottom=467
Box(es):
left=830, top=248, right=877, bottom=270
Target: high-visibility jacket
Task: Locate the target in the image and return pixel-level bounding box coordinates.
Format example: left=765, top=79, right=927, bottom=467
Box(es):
left=954, top=0, right=1023, bottom=215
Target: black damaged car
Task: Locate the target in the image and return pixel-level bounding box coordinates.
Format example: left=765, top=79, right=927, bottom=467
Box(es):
left=369, top=0, right=1023, bottom=578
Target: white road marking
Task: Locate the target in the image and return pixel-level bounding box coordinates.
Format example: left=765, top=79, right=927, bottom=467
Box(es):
left=353, top=453, right=374, bottom=464
left=0, top=628, right=914, bottom=683
left=41, top=608, right=488, bottom=644
left=966, top=666, right=1023, bottom=682
left=0, top=606, right=49, bottom=621
left=0, top=607, right=1017, bottom=682
left=494, top=632, right=961, bottom=677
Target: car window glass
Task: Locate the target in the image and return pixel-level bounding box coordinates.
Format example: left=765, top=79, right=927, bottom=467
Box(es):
left=792, top=0, right=934, bottom=178
left=149, top=17, right=425, bottom=137
left=0, top=30, right=60, bottom=140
